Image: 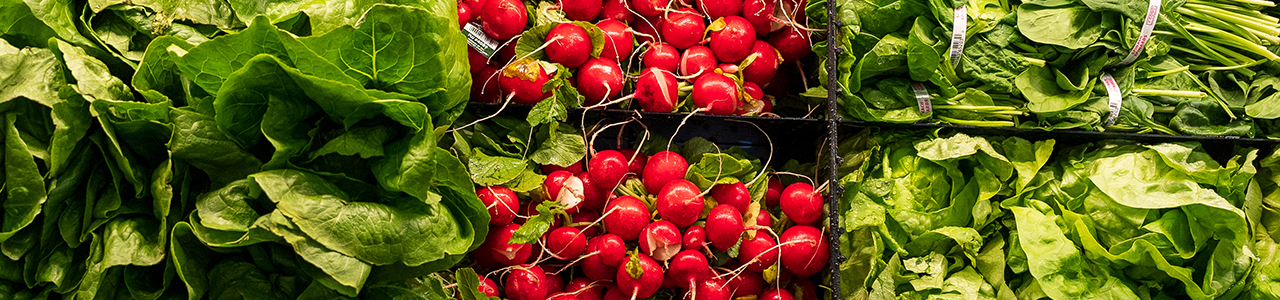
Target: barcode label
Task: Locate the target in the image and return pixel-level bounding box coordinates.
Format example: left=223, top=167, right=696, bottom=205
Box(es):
left=1117, top=0, right=1162, bottom=65
left=911, top=82, right=933, bottom=116
left=463, top=22, right=500, bottom=58
left=1101, top=73, right=1123, bottom=126
left=948, top=6, right=967, bottom=68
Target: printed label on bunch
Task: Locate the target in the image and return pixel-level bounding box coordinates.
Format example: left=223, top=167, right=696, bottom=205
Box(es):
left=1101, top=73, right=1124, bottom=126
left=911, top=82, right=933, bottom=116
left=463, top=22, right=500, bottom=58
left=1118, top=0, right=1162, bottom=65
left=948, top=6, right=968, bottom=68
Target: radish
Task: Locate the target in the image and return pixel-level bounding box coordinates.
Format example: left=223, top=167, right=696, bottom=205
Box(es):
left=542, top=160, right=584, bottom=174
left=471, top=66, right=505, bottom=103
left=600, top=0, right=635, bottom=23
left=779, top=182, right=821, bottom=225
left=546, top=226, right=589, bottom=260
left=768, top=28, right=811, bottom=61
left=656, top=179, right=705, bottom=228
left=458, top=3, right=472, bottom=28
left=616, top=252, right=664, bottom=299
left=682, top=225, right=707, bottom=250
left=635, top=68, right=680, bottom=113
left=737, top=233, right=778, bottom=272
left=779, top=226, right=828, bottom=278
left=592, top=233, right=628, bottom=266
left=790, top=280, right=819, bottom=300
left=709, top=182, right=751, bottom=213
left=546, top=272, right=566, bottom=295
left=458, top=274, right=500, bottom=299
left=603, top=286, right=627, bottom=300
left=696, top=0, right=743, bottom=20
left=500, top=59, right=554, bottom=104
left=617, top=149, right=648, bottom=177
left=582, top=252, right=620, bottom=281
left=463, top=0, right=488, bottom=22
left=544, top=171, right=575, bottom=201
left=764, top=177, right=782, bottom=207
left=689, top=278, right=730, bottom=300
left=643, top=43, right=681, bottom=72
left=483, top=223, right=533, bottom=266
left=705, top=204, right=744, bottom=251
left=679, top=46, right=716, bottom=77
left=642, top=151, right=688, bottom=194
left=548, top=293, right=580, bottom=300
left=667, top=250, right=711, bottom=289
left=558, top=175, right=586, bottom=213
left=727, top=271, right=764, bottom=298
left=577, top=171, right=610, bottom=212
left=716, top=63, right=740, bottom=74
left=755, top=208, right=774, bottom=228
left=741, top=41, right=781, bottom=85
left=742, top=0, right=776, bottom=36
left=562, top=0, right=603, bottom=20
left=505, top=265, right=548, bottom=300
left=691, top=73, right=740, bottom=115
left=662, top=275, right=680, bottom=289
left=546, top=23, right=594, bottom=69
left=477, top=185, right=519, bottom=225
left=662, top=9, right=706, bottom=50
left=565, top=278, right=605, bottom=300
left=481, top=0, right=528, bottom=40
left=469, top=48, right=491, bottom=73
left=604, top=196, right=651, bottom=241
left=761, top=288, right=795, bottom=300
left=578, top=58, right=625, bottom=105
left=497, top=39, right=519, bottom=64
left=633, top=16, right=665, bottom=45
left=638, top=220, right=683, bottom=261
left=590, top=150, right=630, bottom=191
left=708, top=16, right=757, bottom=62
left=740, top=82, right=765, bottom=114
left=632, top=0, right=672, bottom=18
left=597, top=20, right=635, bottom=63
left=572, top=210, right=603, bottom=237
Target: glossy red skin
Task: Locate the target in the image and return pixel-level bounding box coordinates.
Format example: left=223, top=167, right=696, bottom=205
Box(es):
left=506, top=265, right=548, bottom=300
left=634, top=16, right=665, bottom=45
left=546, top=227, right=589, bottom=260
left=736, top=82, right=766, bottom=114
left=548, top=293, right=580, bottom=300
left=481, top=0, right=528, bottom=40
left=682, top=225, right=708, bottom=250
left=657, top=180, right=705, bottom=228
left=710, top=182, right=751, bottom=213
left=697, top=0, right=743, bottom=20
left=642, top=151, right=688, bottom=194
left=500, top=60, right=553, bottom=104
left=765, top=177, right=783, bottom=207
left=547, top=23, right=594, bottom=68
left=577, top=172, right=609, bottom=212
left=597, top=20, right=635, bottom=63
left=709, top=16, right=757, bottom=62
left=471, top=66, right=504, bottom=103
left=463, top=0, right=488, bottom=22
left=616, top=253, right=664, bottom=299
left=542, top=160, right=584, bottom=174
left=639, top=220, right=683, bottom=261
left=578, top=58, right=625, bottom=105
left=690, top=278, right=731, bottom=300
left=477, top=185, right=519, bottom=225
left=616, top=149, right=648, bottom=177
left=742, top=41, right=782, bottom=85
left=780, top=226, right=828, bottom=277
left=582, top=250, right=619, bottom=281
left=565, top=278, right=605, bottom=300
left=604, top=196, right=651, bottom=241
left=457, top=3, right=472, bottom=28
left=769, top=28, right=812, bottom=61
left=738, top=233, right=778, bottom=273
left=562, top=0, right=602, bottom=20
left=743, top=0, right=777, bottom=36
left=600, top=0, right=635, bottom=23
left=667, top=250, right=711, bottom=289
left=632, top=0, right=671, bottom=18
left=790, top=280, right=820, bottom=300
left=589, top=150, right=630, bottom=191
left=662, top=9, right=706, bottom=50
left=692, top=73, right=740, bottom=115
left=780, top=182, right=822, bottom=225
left=635, top=68, right=680, bottom=113
left=643, top=43, right=681, bottom=73
left=571, top=209, right=603, bottom=237
left=727, top=271, right=764, bottom=298
left=482, top=223, right=532, bottom=266
left=705, top=204, right=745, bottom=251
left=545, top=272, right=566, bottom=295
left=544, top=170, right=575, bottom=200
left=756, top=208, right=774, bottom=228
left=761, top=288, right=795, bottom=300
left=679, top=46, right=717, bottom=77
left=592, top=233, right=628, bottom=266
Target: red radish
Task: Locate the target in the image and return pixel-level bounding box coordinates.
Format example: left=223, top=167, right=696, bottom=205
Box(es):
left=463, top=0, right=488, bottom=22
left=544, top=171, right=575, bottom=200
left=603, top=286, right=627, bottom=300
left=691, top=73, right=740, bottom=115
left=667, top=250, right=711, bottom=289
left=497, top=38, right=519, bottom=64
left=604, top=196, right=651, bottom=241
left=565, top=278, right=605, bottom=300
left=638, top=220, right=683, bottom=261
left=458, top=274, right=500, bottom=299
left=546, top=23, right=594, bottom=69
left=780, top=182, right=821, bottom=225
left=690, top=278, right=730, bottom=300
left=542, top=160, right=584, bottom=174
left=662, top=275, right=680, bottom=289
left=582, top=252, right=619, bottom=281
left=477, top=185, right=519, bottom=225
left=656, top=180, right=705, bottom=228
left=571, top=210, right=604, bottom=237
left=633, top=16, right=665, bottom=45
left=559, top=176, right=586, bottom=213
left=662, top=9, right=706, bottom=50
left=765, top=177, right=783, bottom=207
left=589, top=150, right=630, bottom=190
left=634, top=68, right=680, bottom=113
left=705, top=204, right=745, bottom=251
left=578, top=58, right=625, bottom=106
left=471, top=66, right=505, bottom=103
left=597, top=20, right=635, bottom=63
left=679, top=46, right=717, bottom=77
left=483, top=223, right=533, bottom=266
left=500, top=59, right=554, bottom=104
left=710, top=182, right=751, bottom=213
left=738, top=233, right=778, bottom=272
left=643, top=43, right=681, bottom=72
left=616, top=253, right=664, bottom=299
left=469, top=48, right=491, bottom=73
left=545, top=272, right=566, bottom=295
left=779, top=226, right=828, bottom=277
left=562, top=0, right=603, bottom=20
left=546, top=227, right=589, bottom=260
left=738, top=81, right=766, bottom=115
left=756, top=208, right=774, bottom=228
left=616, top=149, right=648, bottom=177
left=743, top=0, right=776, bottom=36
left=696, top=0, right=743, bottom=20
left=642, top=151, right=688, bottom=194
left=708, top=16, right=757, bottom=62
left=548, top=293, right=580, bottom=300
left=761, top=288, right=795, bottom=300
left=769, top=28, right=812, bottom=61
left=600, top=0, right=635, bottom=23
left=458, top=3, right=472, bottom=28
left=790, top=280, right=820, bottom=300
left=481, top=0, right=528, bottom=40
left=592, top=234, right=628, bottom=266
left=741, top=41, right=782, bottom=85
left=727, top=271, right=764, bottom=297
left=632, top=0, right=671, bottom=18
left=717, top=63, right=740, bottom=74
left=682, top=225, right=707, bottom=250
left=577, top=172, right=609, bottom=212
left=505, top=265, right=548, bottom=300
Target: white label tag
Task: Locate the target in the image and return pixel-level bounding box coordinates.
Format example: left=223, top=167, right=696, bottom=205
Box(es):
left=463, top=22, right=500, bottom=58
left=1118, top=0, right=1161, bottom=66
left=1100, top=73, right=1123, bottom=126
left=911, top=82, right=933, bottom=116
left=948, top=5, right=968, bottom=68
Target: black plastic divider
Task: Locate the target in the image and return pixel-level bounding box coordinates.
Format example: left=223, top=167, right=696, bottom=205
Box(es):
left=824, top=0, right=845, bottom=296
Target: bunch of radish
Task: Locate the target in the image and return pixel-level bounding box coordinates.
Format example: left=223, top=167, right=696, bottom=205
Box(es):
left=460, top=0, right=815, bottom=116
left=465, top=142, right=828, bottom=300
